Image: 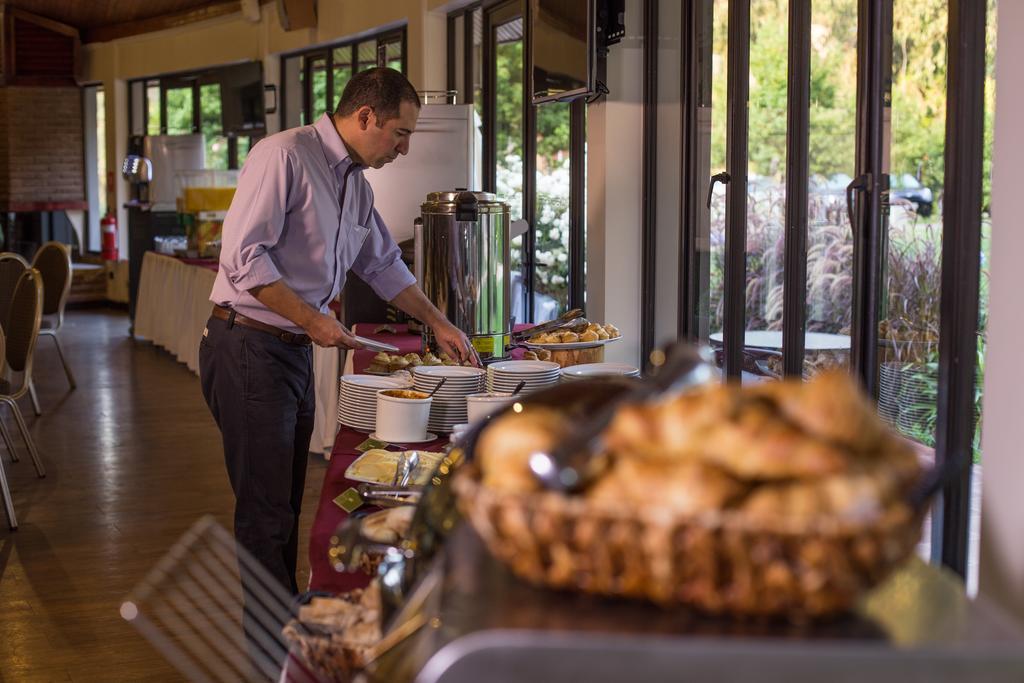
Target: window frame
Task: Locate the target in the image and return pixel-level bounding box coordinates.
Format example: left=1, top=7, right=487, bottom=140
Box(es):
left=279, top=26, right=408, bottom=129
left=678, top=0, right=988, bottom=580
left=127, top=62, right=265, bottom=171
left=452, top=0, right=587, bottom=323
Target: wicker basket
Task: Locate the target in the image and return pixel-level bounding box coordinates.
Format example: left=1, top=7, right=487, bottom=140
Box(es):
left=453, top=466, right=924, bottom=619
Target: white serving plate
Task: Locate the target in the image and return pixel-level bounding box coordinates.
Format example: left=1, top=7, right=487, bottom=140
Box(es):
left=487, top=360, right=561, bottom=374
left=412, top=365, right=486, bottom=379
left=520, top=335, right=623, bottom=351
left=341, top=374, right=412, bottom=389
left=560, top=362, right=641, bottom=378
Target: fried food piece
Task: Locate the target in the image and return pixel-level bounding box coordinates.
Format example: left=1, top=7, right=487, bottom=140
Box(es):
left=361, top=506, right=415, bottom=544
left=579, top=330, right=599, bottom=342
left=477, top=407, right=568, bottom=493
left=605, top=384, right=849, bottom=480
left=588, top=458, right=745, bottom=515
left=752, top=371, right=884, bottom=453
left=559, top=331, right=580, bottom=343
left=741, top=459, right=917, bottom=524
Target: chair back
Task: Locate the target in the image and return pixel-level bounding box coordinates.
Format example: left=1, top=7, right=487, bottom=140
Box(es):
left=0, top=253, right=30, bottom=333
left=5, top=269, right=43, bottom=383
left=32, top=241, right=72, bottom=322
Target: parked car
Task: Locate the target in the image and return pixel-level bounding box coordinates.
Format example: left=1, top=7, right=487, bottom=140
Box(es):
left=890, top=173, right=934, bottom=217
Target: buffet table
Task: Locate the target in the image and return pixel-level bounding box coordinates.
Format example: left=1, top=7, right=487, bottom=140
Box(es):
left=367, top=526, right=1024, bottom=682
left=307, top=426, right=447, bottom=594
left=132, top=251, right=342, bottom=453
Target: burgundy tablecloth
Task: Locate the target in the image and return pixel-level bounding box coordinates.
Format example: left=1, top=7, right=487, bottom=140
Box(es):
left=307, top=426, right=448, bottom=594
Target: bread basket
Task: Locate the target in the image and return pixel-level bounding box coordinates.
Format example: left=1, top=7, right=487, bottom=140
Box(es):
left=450, top=365, right=938, bottom=619
left=453, top=467, right=923, bottom=618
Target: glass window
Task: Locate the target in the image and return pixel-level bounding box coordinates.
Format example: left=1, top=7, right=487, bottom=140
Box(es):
left=165, top=86, right=194, bottom=134
left=494, top=17, right=525, bottom=317
left=534, top=101, right=571, bottom=320
left=473, top=8, right=484, bottom=190
left=878, top=0, right=947, bottom=455
left=200, top=83, right=227, bottom=170
left=309, top=55, right=328, bottom=119
left=385, top=39, right=402, bottom=71
left=358, top=40, right=377, bottom=71
left=704, top=0, right=729, bottom=360
left=146, top=81, right=161, bottom=135
left=743, top=0, right=790, bottom=375
left=803, top=0, right=857, bottom=378
left=332, top=46, right=353, bottom=109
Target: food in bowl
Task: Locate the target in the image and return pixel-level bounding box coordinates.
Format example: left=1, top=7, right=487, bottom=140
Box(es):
left=367, top=351, right=469, bottom=374
left=380, top=389, right=430, bottom=400
left=527, top=321, right=620, bottom=345
left=360, top=506, right=416, bottom=544
left=345, top=449, right=445, bottom=485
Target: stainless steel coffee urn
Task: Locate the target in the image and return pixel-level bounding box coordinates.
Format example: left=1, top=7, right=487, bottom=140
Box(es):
left=416, top=190, right=511, bottom=360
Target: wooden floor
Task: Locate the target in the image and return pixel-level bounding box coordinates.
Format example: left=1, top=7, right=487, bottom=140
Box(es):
left=0, top=309, right=328, bottom=682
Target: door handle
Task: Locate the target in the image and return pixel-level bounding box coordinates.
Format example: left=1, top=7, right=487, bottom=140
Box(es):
left=845, top=173, right=871, bottom=237
left=706, top=172, right=731, bottom=209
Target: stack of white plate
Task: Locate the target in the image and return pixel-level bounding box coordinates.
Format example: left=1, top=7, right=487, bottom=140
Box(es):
left=487, top=360, right=561, bottom=394
left=412, top=365, right=486, bottom=433
left=337, top=374, right=412, bottom=432
left=560, top=362, right=641, bottom=381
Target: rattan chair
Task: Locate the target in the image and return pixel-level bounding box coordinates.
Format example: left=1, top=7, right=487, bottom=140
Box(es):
left=0, top=268, right=46, bottom=487
left=0, top=252, right=41, bottom=416
left=33, top=241, right=76, bottom=391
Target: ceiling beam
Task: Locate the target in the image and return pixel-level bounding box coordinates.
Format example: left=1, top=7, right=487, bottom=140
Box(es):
left=82, top=1, right=242, bottom=44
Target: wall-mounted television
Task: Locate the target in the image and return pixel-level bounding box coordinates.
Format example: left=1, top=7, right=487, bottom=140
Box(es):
left=531, top=0, right=595, bottom=104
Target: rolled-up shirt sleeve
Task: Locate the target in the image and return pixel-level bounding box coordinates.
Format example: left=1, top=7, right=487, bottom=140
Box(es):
left=218, top=144, right=294, bottom=291
left=351, top=207, right=416, bottom=302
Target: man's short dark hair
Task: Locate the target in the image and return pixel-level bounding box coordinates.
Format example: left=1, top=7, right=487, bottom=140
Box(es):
left=335, top=67, right=420, bottom=124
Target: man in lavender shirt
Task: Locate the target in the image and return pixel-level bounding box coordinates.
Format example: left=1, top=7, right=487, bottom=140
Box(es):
left=199, top=69, right=471, bottom=612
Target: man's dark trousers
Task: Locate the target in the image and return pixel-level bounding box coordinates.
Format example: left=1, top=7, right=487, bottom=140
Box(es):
left=199, top=313, right=314, bottom=595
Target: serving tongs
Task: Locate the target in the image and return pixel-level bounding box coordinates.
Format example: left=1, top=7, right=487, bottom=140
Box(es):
left=357, top=484, right=423, bottom=507
left=510, top=308, right=585, bottom=344
left=357, top=451, right=422, bottom=507
left=528, top=341, right=716, bottom=492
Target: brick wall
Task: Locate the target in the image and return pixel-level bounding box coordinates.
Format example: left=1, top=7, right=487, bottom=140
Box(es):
left=0, top=86, right=84, bottom=207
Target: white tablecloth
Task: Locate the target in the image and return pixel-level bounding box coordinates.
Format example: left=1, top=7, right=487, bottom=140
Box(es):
left=133, top=252, right=340, bottom=454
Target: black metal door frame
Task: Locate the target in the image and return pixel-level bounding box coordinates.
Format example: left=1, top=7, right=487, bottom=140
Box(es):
left=931, top=0, right=987, bottom=579
left=722, top=0, right=750, bottom=380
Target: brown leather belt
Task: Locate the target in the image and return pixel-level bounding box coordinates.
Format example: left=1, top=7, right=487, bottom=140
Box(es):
left=211, top=305, right=312, bottom=346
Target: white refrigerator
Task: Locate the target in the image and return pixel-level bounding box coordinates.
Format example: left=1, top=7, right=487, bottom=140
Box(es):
left=364, top=104, right=479, bottom=243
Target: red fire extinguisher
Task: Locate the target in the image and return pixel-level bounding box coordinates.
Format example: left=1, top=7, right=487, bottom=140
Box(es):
left=101, top=213, right=119, bottom=261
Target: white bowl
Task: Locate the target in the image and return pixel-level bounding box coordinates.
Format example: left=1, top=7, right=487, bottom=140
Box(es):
left=465, top=391, right=516, bottom=424
left=376, top=389, right=432, bottom=443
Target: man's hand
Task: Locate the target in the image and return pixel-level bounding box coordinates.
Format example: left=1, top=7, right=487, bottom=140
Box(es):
left=432, top=318, right=477, bottom=366
left=305, top=312, right=365, bottom=349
